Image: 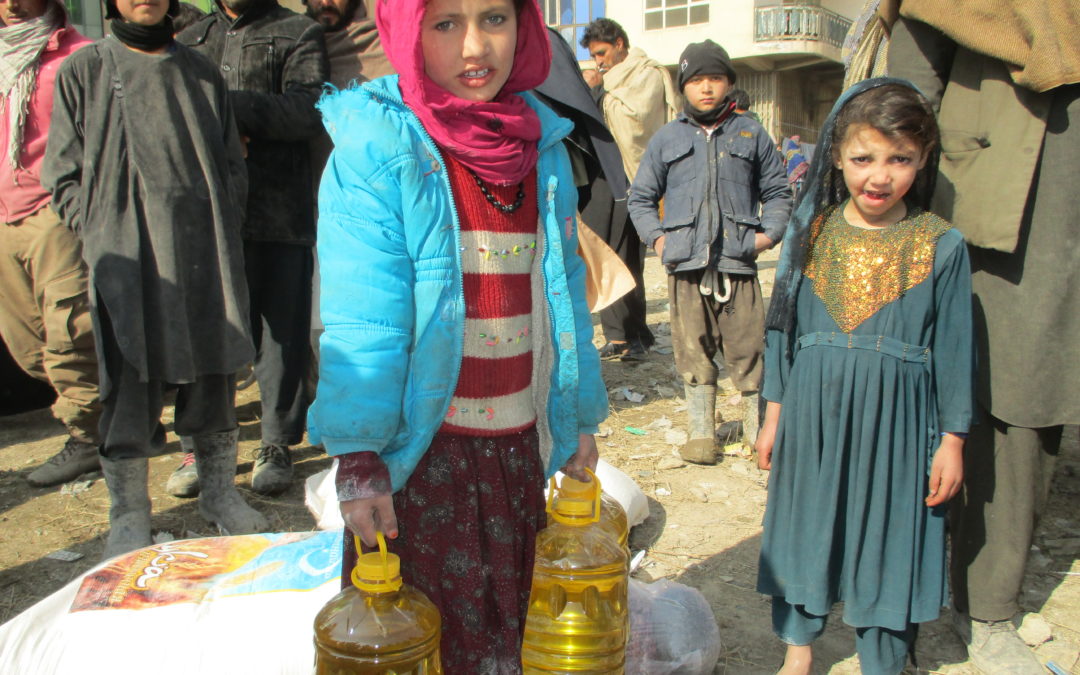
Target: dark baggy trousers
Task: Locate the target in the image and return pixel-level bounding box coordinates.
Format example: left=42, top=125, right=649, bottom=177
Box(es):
left=950, top=406, right=1063, bottom=621
left=96, top=304, right=235, bottom=460
left=579, top=176, right=653, bottom=347
left=243, top=240, right=312, bottom=447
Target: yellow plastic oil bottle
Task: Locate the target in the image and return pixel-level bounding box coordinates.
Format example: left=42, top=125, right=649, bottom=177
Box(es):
left=313, top=532, right=442, bottom=674
left=523, top=469, right=629, bottom=674
left=552, top=475, right=629, bottom=549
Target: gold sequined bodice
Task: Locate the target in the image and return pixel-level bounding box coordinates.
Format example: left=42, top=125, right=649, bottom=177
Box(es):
left=803, top=204, right=952, bottom=333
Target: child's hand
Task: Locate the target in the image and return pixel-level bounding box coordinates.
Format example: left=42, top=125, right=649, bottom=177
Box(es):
left=340, top=495, right=399, bottom=548
left=653, top=235, right=665, bottom=261
left=755, top=427, right=776, bottom=470
left=753, top=232, right=774, bottom=256
left=926, top=433, right=965, bottom=507
left=756, top=401, right=782, bottom=470
left=561, top=434, right=599, bottom=481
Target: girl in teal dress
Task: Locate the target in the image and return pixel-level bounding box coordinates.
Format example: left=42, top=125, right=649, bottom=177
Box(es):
left=756, top=79, right=974, bottom=675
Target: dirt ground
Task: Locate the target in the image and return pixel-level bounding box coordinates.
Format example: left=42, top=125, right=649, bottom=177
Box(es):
left=1, top=248, right=1078, bottom=674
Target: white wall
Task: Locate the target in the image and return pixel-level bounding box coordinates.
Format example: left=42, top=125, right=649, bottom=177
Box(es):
left=598, top=0, right=865, bottom=67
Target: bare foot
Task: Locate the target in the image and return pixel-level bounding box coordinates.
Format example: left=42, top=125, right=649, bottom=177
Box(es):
left=778, top=644, right=812, bottom=675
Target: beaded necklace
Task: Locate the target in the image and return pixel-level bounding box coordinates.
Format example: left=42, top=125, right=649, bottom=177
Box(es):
left=467, top=167, right=525, bottom=214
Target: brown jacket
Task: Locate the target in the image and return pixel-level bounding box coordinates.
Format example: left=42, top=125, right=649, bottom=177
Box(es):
left=888, top=18, right=1053, bottom=253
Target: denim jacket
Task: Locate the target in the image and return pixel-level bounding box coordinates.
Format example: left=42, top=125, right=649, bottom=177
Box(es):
left=308, top=76, right=608, bottom=491
left=628, top=112, right=792, bottom=274
left=178, top=3, right=328, bottom=245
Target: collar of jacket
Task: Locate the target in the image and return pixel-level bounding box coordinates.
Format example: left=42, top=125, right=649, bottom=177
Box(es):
left=43, top=23, right=74, bottom=52
left=211, top=0, right=279, bottom=30
left=360, top=74, right=574, bottom=155
left=674, top=108, right=741, bottom=133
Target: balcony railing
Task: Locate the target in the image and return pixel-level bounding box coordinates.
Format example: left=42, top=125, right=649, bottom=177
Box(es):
left=754, top=5, right=852, bottom=49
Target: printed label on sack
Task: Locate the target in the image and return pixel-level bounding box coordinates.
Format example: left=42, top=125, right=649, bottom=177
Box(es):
left=70, top=530, right=342, bottom=612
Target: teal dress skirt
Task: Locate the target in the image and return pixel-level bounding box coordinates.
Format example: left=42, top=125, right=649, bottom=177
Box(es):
left=757, top=216, right=974, bottom=632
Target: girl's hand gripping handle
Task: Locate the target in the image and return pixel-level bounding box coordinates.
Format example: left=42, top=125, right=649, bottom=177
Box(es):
left=341, top=495, right=399, bottom=549
left=561, top=434, right=599, bottom=482
left=335, top=452, right=399, bottom=548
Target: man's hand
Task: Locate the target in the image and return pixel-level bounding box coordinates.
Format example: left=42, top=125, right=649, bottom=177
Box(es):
left=653, top=235, right=665, bottom=260
left=340, top=494, right=398, bottom=548
left=926, top=434, right=965, bottom=507
left=582, top=68, right=602, bottom=89
left=561, top=434, right=599, bottom=481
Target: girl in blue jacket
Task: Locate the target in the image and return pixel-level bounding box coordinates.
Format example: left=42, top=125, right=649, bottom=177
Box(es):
left=309, top=0, right=607, bottom=670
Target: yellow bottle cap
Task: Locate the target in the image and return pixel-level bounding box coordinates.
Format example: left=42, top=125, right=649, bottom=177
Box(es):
left=547, top=469, right=602, bottom=525
left=351, top=532, right=403, bottom=593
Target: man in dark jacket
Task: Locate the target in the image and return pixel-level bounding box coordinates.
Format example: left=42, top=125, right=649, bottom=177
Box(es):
left=177, top=0, right=328, bottom=497
left=533, top=28, right=654, bottom=362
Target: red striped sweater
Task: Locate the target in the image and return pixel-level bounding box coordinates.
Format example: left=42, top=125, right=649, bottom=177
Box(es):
left=440, top=154, right=538, bottom=436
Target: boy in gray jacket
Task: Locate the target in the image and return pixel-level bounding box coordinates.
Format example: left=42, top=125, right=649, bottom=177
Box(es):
left=628, top=40, right=791, bottom=464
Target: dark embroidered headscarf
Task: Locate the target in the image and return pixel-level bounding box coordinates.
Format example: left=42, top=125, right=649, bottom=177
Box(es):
left=765, top=77, right=939, bottom=334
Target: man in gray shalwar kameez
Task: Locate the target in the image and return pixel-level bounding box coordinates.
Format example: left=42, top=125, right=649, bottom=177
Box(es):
left=42, top=0, right=269, bottom=559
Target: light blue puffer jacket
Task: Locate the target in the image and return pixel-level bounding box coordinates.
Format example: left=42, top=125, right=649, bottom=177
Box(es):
left=308, top=76, right=608, bottom=492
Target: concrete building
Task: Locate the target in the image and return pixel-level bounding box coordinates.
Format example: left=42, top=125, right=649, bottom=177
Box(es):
left=547, top=0, right=863, bottom=143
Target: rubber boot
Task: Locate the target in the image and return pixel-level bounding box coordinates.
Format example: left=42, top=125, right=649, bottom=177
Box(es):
left=100, top=455, right=153, bottom=561
left=165, top=435, right=199, bottom=498
left=742, top=392, right=761, bottom=450
left=194, top=428, right=270, bottom=535
left=680, top=383, right=718, bottom=465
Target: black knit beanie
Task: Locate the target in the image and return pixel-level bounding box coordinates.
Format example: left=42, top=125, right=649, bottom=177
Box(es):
left=677, top=39, right=736, bottom=91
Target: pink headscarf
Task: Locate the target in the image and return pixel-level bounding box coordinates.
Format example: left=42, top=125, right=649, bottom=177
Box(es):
left=376, top=0, right=552, bottom=185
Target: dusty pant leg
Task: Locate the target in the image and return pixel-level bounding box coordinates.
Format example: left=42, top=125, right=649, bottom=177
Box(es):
left=96, top=304, right=166, bottom=460
left=854, top=625, right=913, bottom=675
left=173, top=374, right=236, bottom=438
left=0, top=206, right=101, bottom=442
left=668, top=269, right=720, bottom=386
left=714, top=274, right=764, bottom=394
left=244, top=240, right=312, bottom=447
left=950, top=408, right=1062, bottom=621
left=771, top=597, right=826, bottom=645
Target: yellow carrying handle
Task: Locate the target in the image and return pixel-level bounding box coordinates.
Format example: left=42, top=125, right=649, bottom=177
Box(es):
left=351, top=531, right=396, bottom=590
left=546, top=467, right=602, bottom=526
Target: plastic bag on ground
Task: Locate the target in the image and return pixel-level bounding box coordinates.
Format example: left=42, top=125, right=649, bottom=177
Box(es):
left=305, top=457, right=344, bottom=530
left=626, top=577, right=722, bottom=675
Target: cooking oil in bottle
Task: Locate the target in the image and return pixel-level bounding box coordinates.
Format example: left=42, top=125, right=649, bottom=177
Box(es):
left=523, top=469, right=629, bottom=673
left=313, top=532, right=442, bottom=674
left=551, top=475, right=629, bottom=549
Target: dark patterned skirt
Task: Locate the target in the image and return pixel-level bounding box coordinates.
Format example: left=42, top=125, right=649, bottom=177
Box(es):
left=341, top=426, right=547, bottom=674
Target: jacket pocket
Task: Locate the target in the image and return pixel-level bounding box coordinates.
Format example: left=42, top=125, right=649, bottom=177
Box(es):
left=723, top=213, right=760, bottom=261
left=240, top=37, right=281, bottom=92
left=724, top=136, right=756, bottom=186
left=660, top=221, right=695, bottom=266
left=660, top=134, right=697, bottom=201
left=940, top=129, right=989, bottom=157
left=43, top=273, right=91, bottom=355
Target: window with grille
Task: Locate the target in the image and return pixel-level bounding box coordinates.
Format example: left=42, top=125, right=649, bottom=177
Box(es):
left=644, top=0, right=710, bottom=30
left=545, top=0, right=607, bottom=60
